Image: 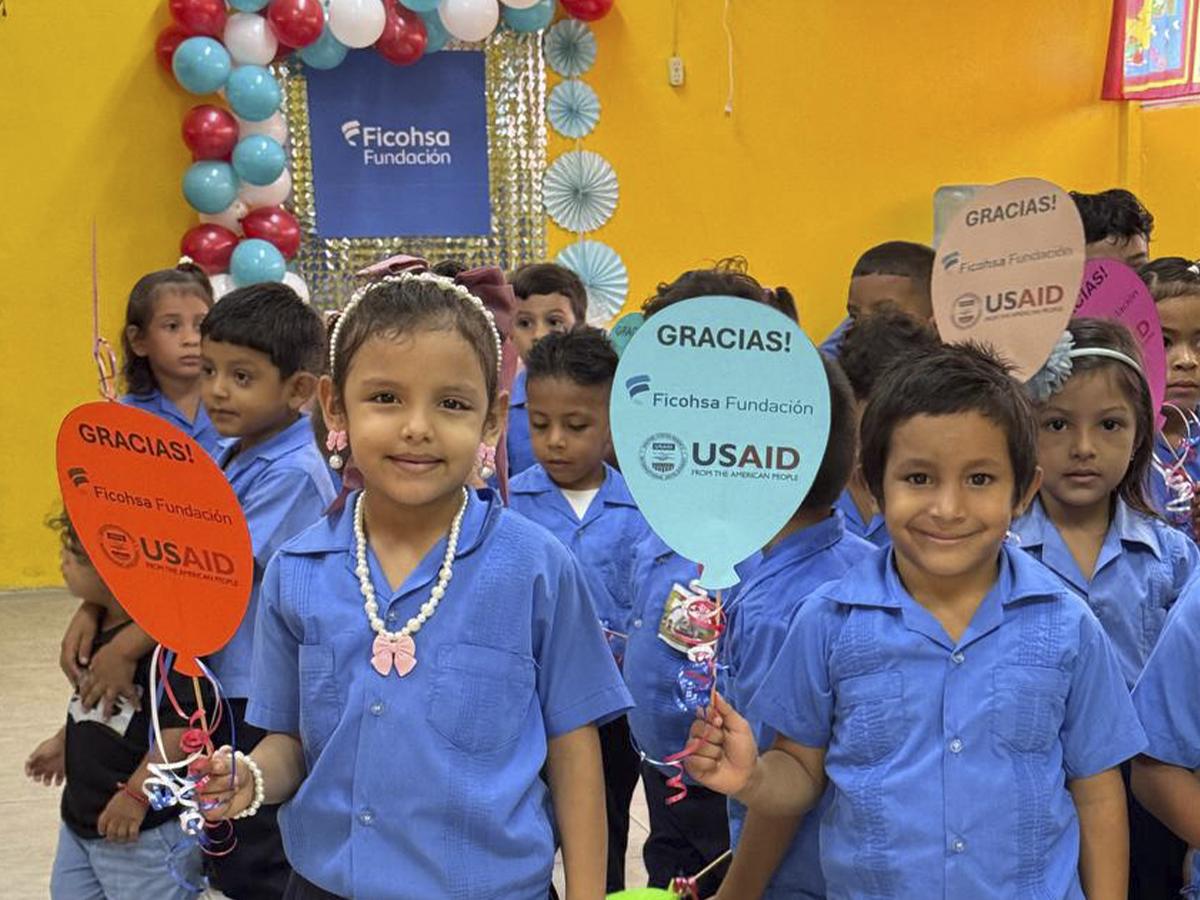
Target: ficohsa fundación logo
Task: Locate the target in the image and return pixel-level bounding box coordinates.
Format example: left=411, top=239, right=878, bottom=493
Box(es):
left=340, top=118, right=453, bottom=167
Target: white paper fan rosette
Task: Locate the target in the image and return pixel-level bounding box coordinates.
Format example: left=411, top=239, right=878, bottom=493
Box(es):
left=557, top=240, right=628, bottom=325
left=544, top=150, right=618, bottom=233
left=544, top=19, right=596, bottom=78
left=547, top=79, right=600, bottom=139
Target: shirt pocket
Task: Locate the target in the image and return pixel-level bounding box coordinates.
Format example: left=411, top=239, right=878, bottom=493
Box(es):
left=428, top=643, right=536, bottom=754
left=1140, top=573, right=1171, bottom=657
left=834, top=670, right=905, bottom=765
left=991, top=664, right=1069, bottom=754
left=298, top=643, right=341, bottom=758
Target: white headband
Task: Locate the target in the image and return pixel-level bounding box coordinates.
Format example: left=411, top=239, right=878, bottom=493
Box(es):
left=1027, top=331, right=1144, bottom=402
left=328, top=271, right=504, bottom=383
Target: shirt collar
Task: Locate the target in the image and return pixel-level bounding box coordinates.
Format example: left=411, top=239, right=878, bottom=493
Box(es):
left=834, top=489, right=887, bottom=536
left=1013, top=496, right=1162, bottom=560
left=219, top=414, right=314, bottom=470
left=510, top=463, right=637, bottom=509
left=729, top=511, right=847, bottom=603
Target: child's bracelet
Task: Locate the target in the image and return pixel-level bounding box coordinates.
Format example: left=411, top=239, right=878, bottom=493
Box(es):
left=232, top=751, right=265, bottom=820
left=116, top=780, right=149, bottom=808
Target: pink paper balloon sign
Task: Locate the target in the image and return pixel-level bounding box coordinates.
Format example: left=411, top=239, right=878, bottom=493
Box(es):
left=932, top=178, right=1085, bottom=381
left=1075, top=258, right=1166, bottom=429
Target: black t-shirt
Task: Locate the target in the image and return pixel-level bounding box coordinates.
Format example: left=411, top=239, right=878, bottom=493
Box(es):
left=61, top=623, right=198, bottom=839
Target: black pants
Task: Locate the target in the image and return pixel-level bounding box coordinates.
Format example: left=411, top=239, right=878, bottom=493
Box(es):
left=1124, top=761, right=1187, bottom=900
left=207, top=698, right=292, bottom=900
left=599, top=715, right=642, bottom=892
left=640, top=761, right=730, bottom=896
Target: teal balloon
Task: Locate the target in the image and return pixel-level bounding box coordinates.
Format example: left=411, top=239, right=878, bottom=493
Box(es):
left=404, top=0, right=440, bottom=10
left=172, top=37, right=232, bottom=95
left=183, top=161, right=239, bottom=214
left=502, top=0, right=555, bottom=32
left=230, top=239, right=287, bottom=286
left=609, top=312, right=644, bottom=357
left=229, top=0, right=269, bottom=9
left=610, top=297, right=831, bottom=590
left=298, top=26, right=349, bottom=70
left=225, top=65, right=282, bottom=122
left=420, top=11, right=450, bottom=53
left=232, top=135, right=287, bottom=186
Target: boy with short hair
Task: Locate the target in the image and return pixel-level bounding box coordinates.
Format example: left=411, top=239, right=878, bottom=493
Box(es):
left=198, top=282, right=337, bottom=899
left=835, top=309, right=942, bottom=548
left=507, top=263, right=589, bottom=476
left=1070, top=188, right=1154, bottom=268
left=507, top=326, right=649, bottom=893
left=687, top=343, right=1145, bottom=898
left=717, top=356, right=876, bottom=900
left=27, top=512, right=203, bottom=899
left=819, top=240, right=936, bottom=356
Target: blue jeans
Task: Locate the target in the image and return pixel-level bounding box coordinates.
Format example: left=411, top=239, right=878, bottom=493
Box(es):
left=50, top=819, right=202, bottom=899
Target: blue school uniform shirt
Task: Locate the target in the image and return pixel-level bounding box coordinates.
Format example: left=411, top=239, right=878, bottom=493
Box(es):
left=508, top=462, right=649, bottom=641
left=506, top=368, right=536, bottom=477
left=247, top=488, right=632, bottom=900
left=1149, top=431, right=1200, bottom=537
left=834, top=488, right=890, bottom=548
left=1131, top=578, right=1200, bottom=891
left=819, top=316, right=850, bottom=358
left=1012, top=497, right=1198, bottom=688
left=723, top=512, right=875, bottom=900
left=749, top=545, right=1146, bottom=900
left=121, top=390, right=222, bottom=458
left=623, top=532, right=760, bottom=765
left=206, top=415, right=336, bottom=697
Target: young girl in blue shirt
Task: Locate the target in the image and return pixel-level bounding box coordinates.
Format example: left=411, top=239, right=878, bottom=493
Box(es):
left=198, top=272, right=631, bottom=900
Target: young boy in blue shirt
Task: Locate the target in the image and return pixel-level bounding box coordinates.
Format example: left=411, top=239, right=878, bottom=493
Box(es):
left=835, top=309, right=942, bottom=548
left=719, top=355, right=876, bottom=899
left=199, top=283, right=338, bottom=899
left=686, top=343, right=1146, bottom=899
left=507, top=263, right=588, bottom=477
left=508, top=326, right=648, bottom=892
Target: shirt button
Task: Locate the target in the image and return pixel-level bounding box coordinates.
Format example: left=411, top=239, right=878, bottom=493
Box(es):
left=951, top=651, right=965, bottom=665
left=633, top=618, right=643, bottom=628
left=358, top=809, right=375, bottom=826
left=386, top=612, right=398, bottom=625
left=949, top=738, right=964, bottom=754
left=951, top=838, right=966, bottom=854
left=369, top=700, right=385, bottom=717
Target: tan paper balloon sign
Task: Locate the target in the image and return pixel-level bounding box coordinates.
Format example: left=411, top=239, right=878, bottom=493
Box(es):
left=932, top=178, right=1085, bottom=381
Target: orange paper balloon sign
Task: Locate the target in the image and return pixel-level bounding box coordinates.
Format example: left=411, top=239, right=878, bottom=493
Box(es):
left=56, top=403, right=252, bottom=676
left=932, top=178, right=1085, bottom=381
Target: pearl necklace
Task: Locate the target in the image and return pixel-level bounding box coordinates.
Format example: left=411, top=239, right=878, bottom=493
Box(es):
left=354, top=489, right=468, bottom=678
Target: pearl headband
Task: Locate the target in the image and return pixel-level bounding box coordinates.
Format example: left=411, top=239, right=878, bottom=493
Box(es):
left=1027, top=330, right=1145, bottom=402
left=328, top=271, right=504, bottom=384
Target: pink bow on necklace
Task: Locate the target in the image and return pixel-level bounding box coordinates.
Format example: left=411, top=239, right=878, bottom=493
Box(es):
left=371, top=633, right=417, bottom=677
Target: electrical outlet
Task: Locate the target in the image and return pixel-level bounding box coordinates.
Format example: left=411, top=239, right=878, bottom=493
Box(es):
left=668, top=56, right=685, bottom=87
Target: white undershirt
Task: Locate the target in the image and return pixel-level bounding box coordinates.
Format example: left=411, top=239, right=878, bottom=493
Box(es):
left=558, top=486, right=600, bottom=520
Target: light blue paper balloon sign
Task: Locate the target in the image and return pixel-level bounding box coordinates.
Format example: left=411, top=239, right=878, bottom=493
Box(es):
left=608, top=311, right=644, bottom=357
left=611, top=297, right=830, bottom=589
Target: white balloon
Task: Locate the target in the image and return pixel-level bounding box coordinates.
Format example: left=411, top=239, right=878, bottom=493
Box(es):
left=500, top=0, right=541, bottom=7
left=438, top=0, right=499, bottom=41
left=223, top=12, right=279, bottom=66
left=210, top=273, right=237, bottom=300
left=240, top=168, right=292, bottom=209
left=237, top=111, right=288, bottom=145
left=283, top=272, right=311, bottom=302
left=198, top=200, right=249, bottom=235
left=328, top=0, right=387, bottom=48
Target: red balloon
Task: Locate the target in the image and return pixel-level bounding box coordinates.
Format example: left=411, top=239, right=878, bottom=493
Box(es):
left=267, top=0, right=327, bottom=48
left=375, top=4, right=427, bottom=66
left=155, top=23, right=194, bottom=73
left=169, top=0, right=228, bottom=37
left=182, top=105, right=240, bottom=161
left=181, top=224, right=240, bottom=274
left=241, top=206, right=302, bottom=259
left=560, top=0, right=614, bottom=21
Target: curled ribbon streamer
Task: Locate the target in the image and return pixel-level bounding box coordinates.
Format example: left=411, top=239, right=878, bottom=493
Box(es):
left=90, top=222, right=118, bottom=402
left=1154, top=405, right=1200, bottom=533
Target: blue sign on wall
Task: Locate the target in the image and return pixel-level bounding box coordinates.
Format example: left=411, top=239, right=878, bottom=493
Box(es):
left=306, top=51, right=491, bottom=238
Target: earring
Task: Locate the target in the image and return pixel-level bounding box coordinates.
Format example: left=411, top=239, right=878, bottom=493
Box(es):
left=325, top=430, right=349, bottom=471
left=476, top=443, right=496, bottom=481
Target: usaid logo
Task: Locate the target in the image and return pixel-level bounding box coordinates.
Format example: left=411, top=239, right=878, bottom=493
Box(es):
left=339, top=118, right=454, bottom=167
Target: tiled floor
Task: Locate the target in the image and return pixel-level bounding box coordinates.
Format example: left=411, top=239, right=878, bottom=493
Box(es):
left=0, top=589, right=652, bottom=898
